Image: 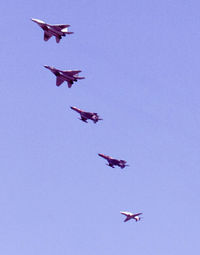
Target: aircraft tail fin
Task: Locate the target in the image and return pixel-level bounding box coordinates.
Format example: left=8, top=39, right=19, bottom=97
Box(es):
left=61, top=27, right=73, bottom=34
left=135, top=217, right=141, bottom=222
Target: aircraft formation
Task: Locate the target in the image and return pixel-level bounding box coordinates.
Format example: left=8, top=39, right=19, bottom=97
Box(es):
left=32, top=18, right=142, bottom=223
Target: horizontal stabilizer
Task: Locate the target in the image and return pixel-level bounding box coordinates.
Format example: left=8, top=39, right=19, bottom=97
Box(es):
left=67, top=81, right=73, bottom=88
left=56, top=36, right=61, bottom=43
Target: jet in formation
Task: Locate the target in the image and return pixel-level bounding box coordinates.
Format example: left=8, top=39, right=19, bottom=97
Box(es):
left=120, top=211, right=143, bottom=222
left=44, top=66, right=85, bottom=88
left=98, top=153, right=129, bottom=169
left=31, top=18, right=73, bottom=43
left=31, top=18, right=143, bottom=224
left=71, top=106, right=102, bottom=123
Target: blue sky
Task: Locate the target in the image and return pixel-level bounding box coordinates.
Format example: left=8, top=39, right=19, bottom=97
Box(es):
left=0, top=0, right=200, bottom=254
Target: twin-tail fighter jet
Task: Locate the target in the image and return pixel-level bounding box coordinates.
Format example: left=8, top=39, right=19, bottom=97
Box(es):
left=44, top=66, right=85, bottom=88
left=31, top=18, right=73, bottom=43
left=98, top=153, right=129, bottom=169
left=70, top=106, right=102, bottom=123
left=120, top=211, right=143, bottom=222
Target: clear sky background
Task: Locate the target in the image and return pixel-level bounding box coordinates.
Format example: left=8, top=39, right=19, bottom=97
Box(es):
left=0, top=0, right=200, bottom=254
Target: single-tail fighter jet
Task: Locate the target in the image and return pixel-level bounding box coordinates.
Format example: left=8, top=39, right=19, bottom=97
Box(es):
left=98, top=153, right=129, bottom=169
left=31, top=18, right=73, bottom=43
left=120, top=211, right=143, bottom=222
left=70, top=106, right=102, bottom=123
left=44, top=66, right=85, bottom=88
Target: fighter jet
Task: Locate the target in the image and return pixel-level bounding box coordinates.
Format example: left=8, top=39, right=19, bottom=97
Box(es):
left=31, top=18, right=73, bottom=43
left=70, top=106, right=102, bottom=123
left=120, top=211, right=143, bottom=222
left=98, top=153, right=129, bottom=169
left=44, top=66, right=85, bottom=88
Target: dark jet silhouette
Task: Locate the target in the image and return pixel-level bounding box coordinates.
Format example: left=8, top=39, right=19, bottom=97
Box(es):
left=31, top=18, right=73, bottom=43
left=44, top=66, right=85, bottom=88
left=70, top=106, right=102, bottom=123
left=120, top=211, right=143, bottom=222
left=98, top=153, right=129, bottom=169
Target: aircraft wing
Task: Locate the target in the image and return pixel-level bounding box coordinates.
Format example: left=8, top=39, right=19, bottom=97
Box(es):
left=133, top=213, right=142, bottom=217
left=71, top=70, right=81, bottom=75
left=51, top=24, right=70, bottom=30
left=44, top=32, right=52, bottom=41
left=62, top=70, right=81, bottom=76
left=124, top=217, right=131, bottom=222
left=81, top=116, right=88, bottom=122
left=120, top=211, right=132, bottom=217
left=56, top=77, right=64, bottom=86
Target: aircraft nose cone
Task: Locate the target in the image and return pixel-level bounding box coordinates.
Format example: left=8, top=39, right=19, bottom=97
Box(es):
left=44, top=65, right=49, bottom=69
left=31, top=18, right=37, bottom=23
left=31, top=18, right=45, bottom=24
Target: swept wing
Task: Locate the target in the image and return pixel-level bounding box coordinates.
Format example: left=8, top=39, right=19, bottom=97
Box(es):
left=44, top=31, right=52, bottom=41
left=51, top=24, right=70, bottom=30
left=56, top=77, right=64, bottom=86
left=61, top=70, right=81, bottom=76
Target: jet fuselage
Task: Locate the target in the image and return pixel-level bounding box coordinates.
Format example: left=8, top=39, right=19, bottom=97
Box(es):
left=32, top=18, right=73, bottom=43
left=43, top=25, right=66, bottom=37
left=98, top=153, right=128, bottom=168
left=120, top=211, right=142, bottom=222
left=70, top=106, right=102, bottom=123
left=44, top=66, right=84, bottom=87
left=56, top=71, right=77, bottom=82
